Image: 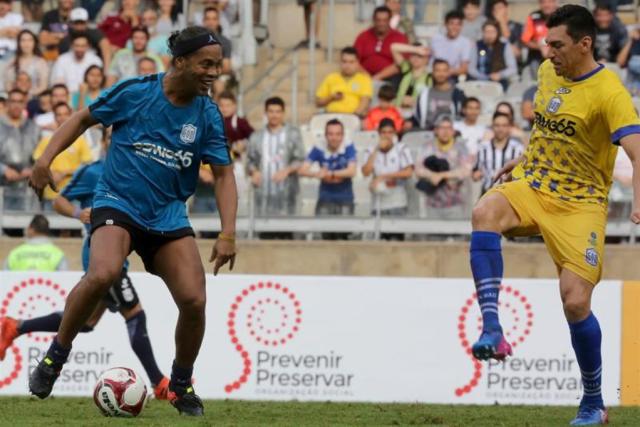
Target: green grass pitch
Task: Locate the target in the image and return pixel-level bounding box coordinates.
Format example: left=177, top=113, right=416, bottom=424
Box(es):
left=2, top=397, right=640, bottom=426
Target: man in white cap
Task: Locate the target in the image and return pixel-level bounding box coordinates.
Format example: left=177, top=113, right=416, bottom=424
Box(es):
left=59, top=7, right=111, bottom=69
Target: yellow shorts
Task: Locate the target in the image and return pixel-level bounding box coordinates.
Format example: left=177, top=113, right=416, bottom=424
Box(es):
left=486, top=179, right=607, bottom=285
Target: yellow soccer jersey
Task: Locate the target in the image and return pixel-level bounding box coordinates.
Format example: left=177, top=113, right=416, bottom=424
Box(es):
left=315, top=72, right=373, bottom=114
left=514, top=60, right=640, bottom=204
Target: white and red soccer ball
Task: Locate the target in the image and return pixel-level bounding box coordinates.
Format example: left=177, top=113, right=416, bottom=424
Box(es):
left=93, top=367, right=147, bottom=417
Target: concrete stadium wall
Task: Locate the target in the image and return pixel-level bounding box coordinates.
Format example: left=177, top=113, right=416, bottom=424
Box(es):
left=1, top=237, right=639, bottom=280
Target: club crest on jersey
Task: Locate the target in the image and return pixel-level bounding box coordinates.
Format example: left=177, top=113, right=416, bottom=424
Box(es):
left=180, top=124, right=197, bottom=144
left=546, top=97, right=562, bottom=114
left=555, top=87, right=571, bottom=95
left=585, top=248, right=598, bottom=267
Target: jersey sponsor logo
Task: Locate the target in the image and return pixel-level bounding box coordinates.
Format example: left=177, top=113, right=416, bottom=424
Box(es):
left=133, top=141, right=194, bottom=169
left=554, top=87, right=571, bottom=95
left=180, top=124, right=197, bottom=144
left=534, top=112, right=577, bottom=137
left=585, top=248, right=598, bottom=267
left=546, top=96, right=563, bottom=114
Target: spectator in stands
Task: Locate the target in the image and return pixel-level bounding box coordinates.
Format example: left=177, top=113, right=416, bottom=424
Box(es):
left=619, top=27, right=640, bottom=96
left=297, top=0, right=320, bottom=48
left=202, top=7, right=232, bottom=75
left=33, top=102, right=92, bottom=209
left=59, top=8, right=111, bottom=71
left=521, top=0, right=557, bottom=76
left=454, top=97, right=485, bottom=157
left=219, top=91, right=253, bottom=159
left=191, top=161, right=218, bottom=214
left=4, top=30, right=49, bottom=97
left=298, top=119, right=357, bottom=226
left=99, top=0, right=141, bottom=50
left=27, top=88, right=49, bottom=119
left=11, top=71, right=33, bottom=98
left=107, top=27, right=164, bottom=87
left=354, top=6, right=408, bottom=82
left=0, top=91, right=7, bottom=116
left=316, top=47, right=372, bottom=117
left=386, top=0, right=415, bottom=44
left=3, top=214, right=68, bottom=271
left=362, top=118, right=413, bottom=217
left=39, top=0, right=73, bottom=62
left=468, top=20, right=517, bottom=90
left=35, top=83, right=68, bottom=135
left=22, top=0, right=44, bottom=23
left=137, top=56, right=158, bottom=75
left=156, top=0, right=184, bottom=35
left=461, top=0, right=486, bottom=41
left=472, top=112, right=523, bottom=195
left=490, top=0, right=522, bottom=64
left=415, top=115, right=471, bottom=219
left=431, top=10, right=471, bottom=80
left=0, top=89, right=39, bottom=211
left=413, top=59, right=466, bottom=130
left=521, top=83, right=537, bottom=129
left=0, top=0, right=23, bottom=63
left=484, top=100, right=526, bottom=142
left=139, top=8, right=170, bottom=65
left=391, top=42, right=431, bottom=110
left=593, top=2, right=628, bottom=64
left=71, top=65, right=106, bottom=110
left=51, top=33, right=103, bottom=93
left=248, top=96, right=305, bottom=216
left=81, top=0, right=107, bottom=22
left=364, top=84, right=403, bottom=131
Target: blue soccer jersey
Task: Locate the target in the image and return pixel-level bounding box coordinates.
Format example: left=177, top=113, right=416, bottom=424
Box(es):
left=88, top=74, right=231, bottom=231
left=307, top=143, right=356, bottom=203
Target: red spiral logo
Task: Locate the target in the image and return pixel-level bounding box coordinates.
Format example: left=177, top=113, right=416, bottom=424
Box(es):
left=455, top=285, right=534, bottom=397
left=224, top=281, right=302, bottom=393
left=0, top=277, right=67, bottom=389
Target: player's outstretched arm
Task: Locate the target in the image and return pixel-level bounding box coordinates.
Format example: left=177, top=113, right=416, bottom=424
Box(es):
left=620, top=134, right=640, bottom=224
left=209, top=163, right=238, bottom=275
left=492, top=155, right=524, bottom=186
left=53, top=195, right=91, bottom=224
left=29, top=108, right=98, bottom=199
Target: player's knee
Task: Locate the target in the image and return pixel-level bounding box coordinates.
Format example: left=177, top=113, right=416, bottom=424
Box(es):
left=472, top=202, right=498, bottom=230
left=177, top=294, right=206, bottom=316
left=562, top=298, right=590, bottom=322
left=86, top=265, right=121, bottom=291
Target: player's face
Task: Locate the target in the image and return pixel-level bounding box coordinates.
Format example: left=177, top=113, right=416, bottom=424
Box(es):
left=340, top=53, right=358, bottom=76
left=445, top=18, right=462, bottom=38
left=492, top=116, right=511, bottom=140
left=131, top=31, right=148, bottom=52
left=325, top=124, right=344, bottom=150
left=594, top=9, right=613, bottom=29
left=183, top=44, right=222, bottom=96
left=435, top=121, right=454, bottom=143
left=546, top=25, right=592, bottom=78
left=218, top=97, right=236, bottom=117
left=463, top=101, right=481, bottom=121
left=54, top=105, right=71, bottom=126
left=266, top=104, right=285, bottom=127
left=373, top=11, right=391, bottom=35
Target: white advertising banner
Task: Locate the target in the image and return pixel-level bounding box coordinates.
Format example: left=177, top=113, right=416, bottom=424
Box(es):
left=0, top=273, right=622, bottom=405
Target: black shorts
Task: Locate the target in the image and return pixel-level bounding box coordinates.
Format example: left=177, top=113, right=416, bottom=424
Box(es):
left=104, top=269, right=140, bottom=312
left=90, top=207, right=195, bottom=275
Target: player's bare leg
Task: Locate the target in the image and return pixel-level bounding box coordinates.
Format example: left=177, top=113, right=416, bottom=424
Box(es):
left=469, top=192, right=520, bottom=360
left=560, top=269, right=608, bottom=425
left=119, top=303, right=170, bottom=399
left=152, top=236, right=206, bottom=415
left=29, top=226, right=131, bottom=399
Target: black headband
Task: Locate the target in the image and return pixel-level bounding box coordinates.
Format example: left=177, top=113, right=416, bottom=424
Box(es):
left=172, top=33, right=220, bottom=58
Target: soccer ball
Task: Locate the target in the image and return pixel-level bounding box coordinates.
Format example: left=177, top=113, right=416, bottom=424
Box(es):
left=93, top=367, right=148, bottom=417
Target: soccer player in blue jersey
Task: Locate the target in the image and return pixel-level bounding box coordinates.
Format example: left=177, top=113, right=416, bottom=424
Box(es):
left=28, top=26, right=237, bottom=416
left=469, top=5, right=640, bottom=425
left=0, top=128, right=172, bottom=400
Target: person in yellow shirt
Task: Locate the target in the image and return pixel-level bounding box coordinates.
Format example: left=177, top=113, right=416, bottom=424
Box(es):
left=468, top=6, right=640, bottom=425
left=315, top=47, right=373, bottom=117
left=33, top=102, right=93, bottom=209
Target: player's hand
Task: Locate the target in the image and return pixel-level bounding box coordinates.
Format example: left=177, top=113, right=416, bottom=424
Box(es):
left=492, top=158, right=520, bottom=185
left=29, top=160, right=57, bottom=200
left=79, top=208, right=92, bottom=224
left=630, top=208, right=640, bottom=225
left=210, top=237, right=236, bottom=275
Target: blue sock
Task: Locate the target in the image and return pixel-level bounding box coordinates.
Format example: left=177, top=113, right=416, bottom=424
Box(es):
left=569, top=312, right=604, bottom=409
left=18, top=312, right=63, bottom=334
left=170, top=360, right=193, bottom=390
left=470, top=231, right=503, bottom=333
left=46, top=336, right=71, bottom=366
left=126, top=311, right=164, bottom=386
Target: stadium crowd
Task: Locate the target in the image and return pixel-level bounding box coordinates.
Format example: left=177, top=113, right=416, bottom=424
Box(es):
left=0, top=0, right=639, bottom=238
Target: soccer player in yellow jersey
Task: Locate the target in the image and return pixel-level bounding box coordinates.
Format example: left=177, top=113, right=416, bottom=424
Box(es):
left=468, top=5, right=640, bottom=425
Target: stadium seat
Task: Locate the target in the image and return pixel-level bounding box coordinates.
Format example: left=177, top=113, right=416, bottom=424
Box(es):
left=505, top=81, right=532, bottom=99
left=352, top=130, right=378, bottom=151
left=456, top=81, right=504, bottom=99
